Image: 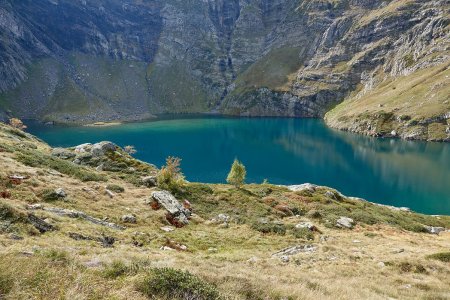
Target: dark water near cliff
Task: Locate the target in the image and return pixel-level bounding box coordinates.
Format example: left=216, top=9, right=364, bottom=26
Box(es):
left=27, top=116, right=450, bottom=215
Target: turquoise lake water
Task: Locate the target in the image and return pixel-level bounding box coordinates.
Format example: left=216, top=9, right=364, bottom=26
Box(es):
left=26, top=116, right=450, bottom=215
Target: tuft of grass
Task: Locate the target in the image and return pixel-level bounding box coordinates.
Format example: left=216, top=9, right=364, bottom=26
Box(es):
left=427, top=252, right=450, bottom=263
left=40, top=189, right=63, bottom=202
left=292, top=227, right=314, bottom=240
left=137, top=268, right=221, bottom=300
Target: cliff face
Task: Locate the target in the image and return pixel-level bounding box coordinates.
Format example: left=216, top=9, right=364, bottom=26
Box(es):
left=0, top=0, right=449, bottom=138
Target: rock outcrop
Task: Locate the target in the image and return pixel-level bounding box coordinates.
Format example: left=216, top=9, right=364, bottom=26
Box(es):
left=151, top=191, right=191, bottom=227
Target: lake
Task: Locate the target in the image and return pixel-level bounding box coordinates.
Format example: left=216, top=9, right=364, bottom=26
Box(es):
left=26, top=116, right=450, bottom=215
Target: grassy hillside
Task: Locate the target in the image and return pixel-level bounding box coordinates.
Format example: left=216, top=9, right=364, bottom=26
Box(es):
left=0, top=122, right=449, bottom=299
left=325, top=62, right=450, bottom=141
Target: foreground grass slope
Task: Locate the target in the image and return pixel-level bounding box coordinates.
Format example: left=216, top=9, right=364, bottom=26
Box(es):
left=0, top=122, right=449, bottom=299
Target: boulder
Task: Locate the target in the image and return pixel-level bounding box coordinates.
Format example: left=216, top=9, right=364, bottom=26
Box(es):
left=121, top=214, right=137, bottom=224
left=74, top=143, right=92, bottom=153
left=91, top=141, right=116, bottom=157
left=51, top=148, right=75, bottom=159
left=151, top=191, right=191, bottom=226
left=287, top=183, right=317, bottom=193
left=423, top=226, right=445, bottom=234
left=336, top=217, right=354, bottom=229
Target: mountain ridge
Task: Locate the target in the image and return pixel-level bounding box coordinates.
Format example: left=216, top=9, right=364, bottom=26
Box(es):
left=0, top=0, right=449, bottom=140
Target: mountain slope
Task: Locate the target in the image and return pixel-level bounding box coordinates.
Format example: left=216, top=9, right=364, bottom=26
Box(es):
left=0, top=0, right=449, bottom=140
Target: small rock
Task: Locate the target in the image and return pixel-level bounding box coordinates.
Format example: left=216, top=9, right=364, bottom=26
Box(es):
left=85, top=258, right=102, bottom=268
left=160, top=246, right=175, bottom=251
left=160, top=226, right=175, bottom=232
left=377, top=262, right=386, bottom=268
left=151, top=191, right=191, bottom=227
left=391, top=130, right=397, bottom=137
left=208, top=247, right=218, bottom=253
left=54, top=188, right=66, bottom=198
left=336, top=217, right=354, bottom=229
left=325, top=191, right=336, bottom=200
left=295, top=222, right=315, bottom=231
left=121, top=214, right=137, bottom=224
left=74, top=143, right=92, bottom=153
left=247, top=256, right=259, bottom=264
left=352, top=240, right=361, bottom=243
left=142, top=176, right=157, bottom=187
left=217, top=214, right=230, bottom=223
left=105, top=189, right=115, bottom=198
left=280, top=255, right=290, bottom=263
left=392, top=248, right=405, bottom=254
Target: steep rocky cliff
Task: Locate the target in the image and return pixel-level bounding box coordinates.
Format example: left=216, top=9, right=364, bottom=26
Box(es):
left=0, top=0, right=449, bottom=140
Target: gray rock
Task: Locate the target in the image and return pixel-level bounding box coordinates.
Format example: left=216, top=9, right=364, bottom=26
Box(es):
left=336, top=217, right=354, bottom=229
left=51, top=148, right=75, bottom=159
left=91, top=141, right=116, bottom=157
left=142, top=176, right=157, bottom=187
left=54, top=188, right=66, bottom=198
left=151, top=190, right=191, bottom=226
left=121, top=214, right=137, bottom=224
left=423, top=226, right=445, bottom=235
left=27, top=214, right=55, bottom=233
left=74, top=143, right=92, bottom=153
left=287, top=183, right=317, bottom=193
left=272, top=244, right=317, bottom=257
left=160, top=226, right=175, bottom=232
left=295, top=222, right=315, bottom=231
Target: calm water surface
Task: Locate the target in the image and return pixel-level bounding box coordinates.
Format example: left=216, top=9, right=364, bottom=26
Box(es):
left=27, top=116, right=450, bottom=215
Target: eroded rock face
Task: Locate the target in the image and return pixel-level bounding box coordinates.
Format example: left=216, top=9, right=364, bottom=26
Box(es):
left=0, top=0, right=447, bottom=130
left=151, top=191, right=191, bottom=227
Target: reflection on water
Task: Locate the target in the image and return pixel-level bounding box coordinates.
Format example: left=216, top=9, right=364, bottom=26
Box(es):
left=26, top=116, right=450, bottom=214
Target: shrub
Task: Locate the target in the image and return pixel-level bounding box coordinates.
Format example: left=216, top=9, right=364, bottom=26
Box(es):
left=292, top=227, right=314, bottom=240
left=40, top=189, right=63, bottom=202
left=157, top=157, right=185, bottom=193
left=251, top=222, right=286, bottom=235
left=137, top=268, right=221, bottom=300
left=226, top=159, right=246, bottom=188
left=106, top=184, right=125, bottom=193
left=102, top=260, right=129, bottom=279
left=427, top=252, right=450, bottom=263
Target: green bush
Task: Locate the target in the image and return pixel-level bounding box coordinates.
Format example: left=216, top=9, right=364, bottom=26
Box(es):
left=251, top=222, right=286, bottom=235
left=106, top=184, right=125, bottom=193
left=292, top=227, right=314, bottom=240
left=137, top=268, right=221, bottom=300
left=427, top=252, right=450, bottom=263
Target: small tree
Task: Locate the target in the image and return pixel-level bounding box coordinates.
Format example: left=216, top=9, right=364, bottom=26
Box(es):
left=226, top=159, right=246, bottom=188
left=124, top=145, right=137, bottom=155
left=157, top=156, right=185, bottom=193
left=9, top=118, right=27, bottom=130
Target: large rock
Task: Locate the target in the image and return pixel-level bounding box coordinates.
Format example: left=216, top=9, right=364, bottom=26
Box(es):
left=287, top=183, right=317, bottom=193
left=423, top=226, right=445, bottom=235
left=151, top=191, right=191, bottom=226
left=91, top=142, right=116, bottom=157
left=336, top=217, right=354, bottom=229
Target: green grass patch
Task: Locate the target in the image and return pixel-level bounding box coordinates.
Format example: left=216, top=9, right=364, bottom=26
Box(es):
left=427, top=252, right=450, bottom=263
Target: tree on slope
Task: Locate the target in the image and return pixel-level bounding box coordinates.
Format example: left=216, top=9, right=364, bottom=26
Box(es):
left=226, top=159, right=246, bottom=188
